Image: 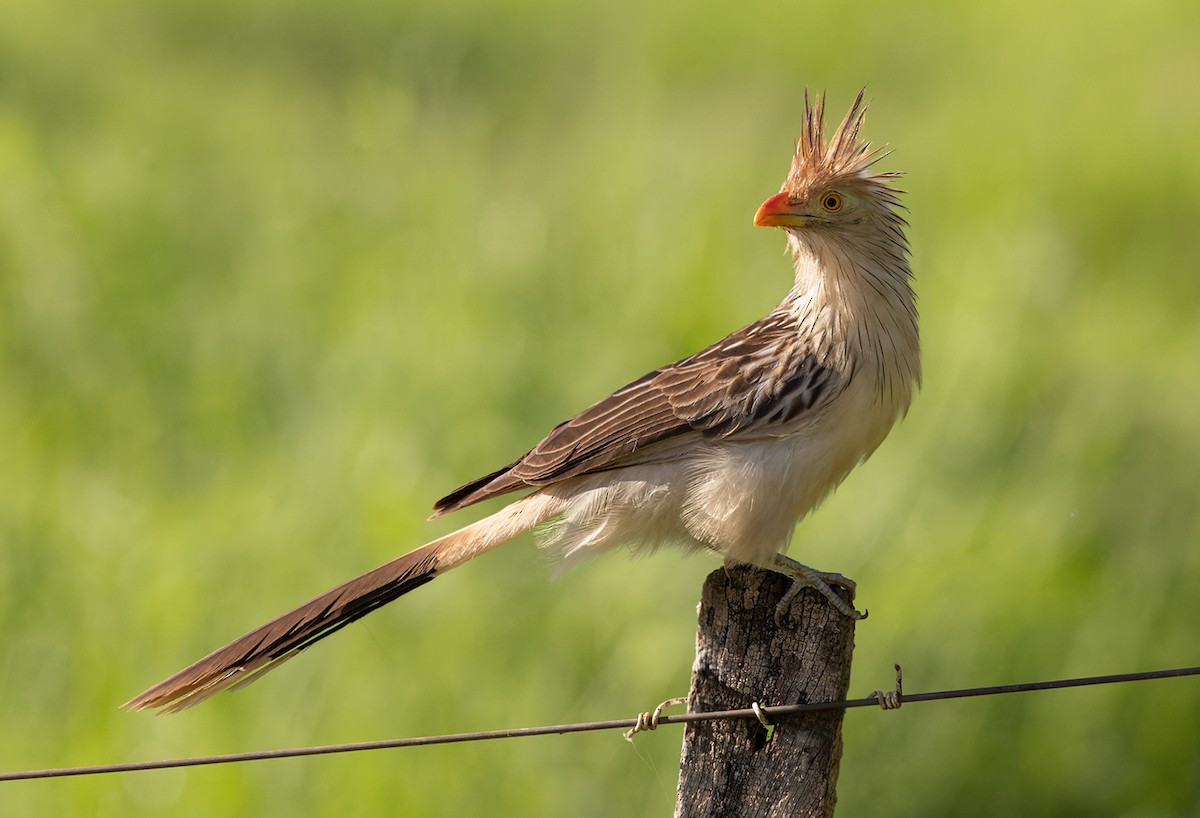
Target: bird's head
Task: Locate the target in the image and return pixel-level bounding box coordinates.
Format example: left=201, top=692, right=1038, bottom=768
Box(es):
left=754, top=90, right=904, bottom=243
left=753, top=90, right=919, bottom=406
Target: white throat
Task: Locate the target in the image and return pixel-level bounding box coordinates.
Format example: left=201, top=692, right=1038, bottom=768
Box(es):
left=783, top=227, right=921, bottom=412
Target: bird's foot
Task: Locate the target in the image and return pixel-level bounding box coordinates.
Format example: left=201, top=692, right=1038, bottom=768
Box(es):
left=772, top=554, right=865, bottom=623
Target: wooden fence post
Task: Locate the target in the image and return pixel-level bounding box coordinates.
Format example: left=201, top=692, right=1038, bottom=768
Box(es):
left=674, top=566, right=857, bottom=818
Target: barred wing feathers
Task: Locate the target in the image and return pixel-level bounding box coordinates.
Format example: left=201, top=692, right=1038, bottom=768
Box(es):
left=432, top=310, right=838, bottom=516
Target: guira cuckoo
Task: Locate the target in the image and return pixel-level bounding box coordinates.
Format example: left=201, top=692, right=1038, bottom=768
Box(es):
left=126, top=90, right=919, bottom=713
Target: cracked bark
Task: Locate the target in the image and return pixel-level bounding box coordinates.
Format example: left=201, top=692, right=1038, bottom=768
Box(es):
left=674, top=566, right=856, bottom=818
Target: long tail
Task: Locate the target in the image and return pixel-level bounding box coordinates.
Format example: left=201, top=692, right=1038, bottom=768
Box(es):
left=124, top=493, right=558, bottom=713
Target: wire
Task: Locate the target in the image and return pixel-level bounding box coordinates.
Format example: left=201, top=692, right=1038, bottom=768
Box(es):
left=2, top=665, right=1196, bottom=782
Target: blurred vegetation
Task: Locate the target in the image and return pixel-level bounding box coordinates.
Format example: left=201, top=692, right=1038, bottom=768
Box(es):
left=1, top=0, right=1199, bottom=815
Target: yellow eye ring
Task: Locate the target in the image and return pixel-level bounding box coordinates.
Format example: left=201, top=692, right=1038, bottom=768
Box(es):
left=821, top=191, right=843, bottom=212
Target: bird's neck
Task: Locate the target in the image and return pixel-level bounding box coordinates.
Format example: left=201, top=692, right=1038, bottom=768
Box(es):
left=782, top=230, right=921, bottom=408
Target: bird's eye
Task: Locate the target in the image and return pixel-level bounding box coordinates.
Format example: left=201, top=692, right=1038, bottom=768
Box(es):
left=821, top=191, right=843, bottom=212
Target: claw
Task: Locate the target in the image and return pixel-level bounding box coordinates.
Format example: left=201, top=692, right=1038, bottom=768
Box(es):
left=771, top=554, right=866, bottom=622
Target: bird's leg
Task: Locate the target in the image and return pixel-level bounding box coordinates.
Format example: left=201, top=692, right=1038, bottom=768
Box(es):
left=771, top=554, right=865, bottom=623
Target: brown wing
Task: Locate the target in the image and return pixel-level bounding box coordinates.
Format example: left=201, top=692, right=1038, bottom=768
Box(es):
left=431, top=310, right=839, bottom=517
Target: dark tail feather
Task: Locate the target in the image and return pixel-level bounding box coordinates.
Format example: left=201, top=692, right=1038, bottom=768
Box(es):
left=123, top=543, right=440, bottom=713
left=124, top=494, right=556, bottom=713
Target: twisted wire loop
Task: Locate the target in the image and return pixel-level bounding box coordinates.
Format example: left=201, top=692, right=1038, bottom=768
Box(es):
left=871, top=664, right=904, bottom=710
left=624, top=697, right=689, bottom=742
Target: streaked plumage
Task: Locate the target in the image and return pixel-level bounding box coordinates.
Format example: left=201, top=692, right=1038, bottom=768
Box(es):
left=126, top=90, right=919, bottom=713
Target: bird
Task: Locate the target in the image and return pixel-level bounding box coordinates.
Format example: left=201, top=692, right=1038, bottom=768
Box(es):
left=125, top=90, right=920, bottom=713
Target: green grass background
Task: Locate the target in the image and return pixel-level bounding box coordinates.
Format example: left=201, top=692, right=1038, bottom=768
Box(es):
left=2, top=0, right=1199, bottom=815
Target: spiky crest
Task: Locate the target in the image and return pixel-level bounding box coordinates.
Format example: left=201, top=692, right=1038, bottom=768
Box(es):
left=783, top=89, right=897, bottom=200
